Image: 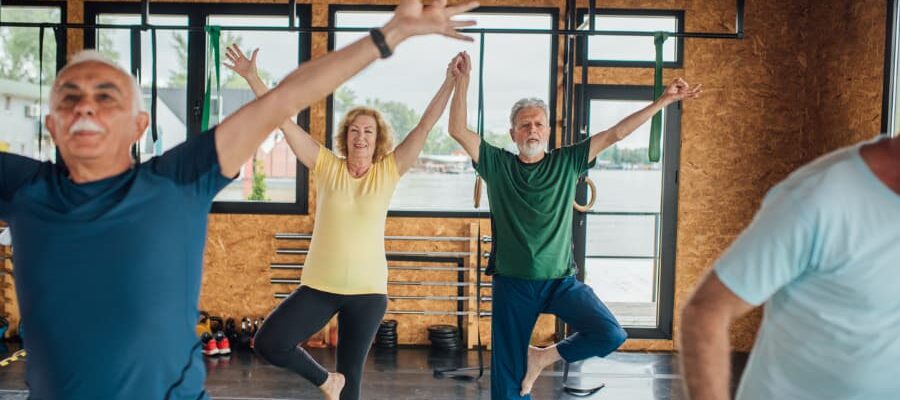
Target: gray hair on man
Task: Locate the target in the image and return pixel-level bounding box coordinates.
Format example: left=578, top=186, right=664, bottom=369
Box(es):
left=509, top=98, right=549, bottom=127
left=52, top=49, right=146, bottom=114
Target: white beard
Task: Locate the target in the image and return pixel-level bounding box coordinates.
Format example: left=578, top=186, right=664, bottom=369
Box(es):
left=518, top=141, right=545, bottom=158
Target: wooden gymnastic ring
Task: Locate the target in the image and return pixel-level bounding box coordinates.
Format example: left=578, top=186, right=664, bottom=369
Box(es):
left=573, top=177, right=596, bottom=212
left=474, top=176, right=483, bottom=208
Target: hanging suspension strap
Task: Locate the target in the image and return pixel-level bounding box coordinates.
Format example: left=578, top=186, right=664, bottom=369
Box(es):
left=473, top=31, right=486, bottom=209
left=37, top=26, right=45, bottom=158
left=129, top=27, right=143, bottom=159
left=571, top=2, right=597, bottom=213
left=561, top=316, right=606, bottom=396
left=150, top=27, right=160, bottom=155
left=433, top=233, right=485, bottom=381
left=648, top=32, right=669, bottom=162
left=435, top=34, right=488, bottom=383
left=201, top=26, right=222, bottom=132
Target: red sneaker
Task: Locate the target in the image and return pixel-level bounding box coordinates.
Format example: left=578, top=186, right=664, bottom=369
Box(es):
left=201, top=332, right=219, bottom=356
left=215, top=331, right=231, bottom=355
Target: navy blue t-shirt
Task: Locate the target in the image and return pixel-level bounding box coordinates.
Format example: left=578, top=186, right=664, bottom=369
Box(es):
left=0, top=130, right=232, bottom=399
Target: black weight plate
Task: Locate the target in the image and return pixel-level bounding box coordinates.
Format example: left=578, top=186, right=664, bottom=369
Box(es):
left=427, top=325, right=457, bottom=334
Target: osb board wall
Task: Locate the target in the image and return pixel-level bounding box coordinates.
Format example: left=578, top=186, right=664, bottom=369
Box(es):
left=673, top=0, right=814, bottom=352
left=11, top=0, right=886, bottom=352
left=807, top=0, right=886, bottom=153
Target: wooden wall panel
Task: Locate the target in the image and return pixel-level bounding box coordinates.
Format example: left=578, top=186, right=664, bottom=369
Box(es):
left=673, top=0, right=813, bottom=352
left=808, top=0, right=886, bottom=153
left=1, top=0, right=887, bottom=353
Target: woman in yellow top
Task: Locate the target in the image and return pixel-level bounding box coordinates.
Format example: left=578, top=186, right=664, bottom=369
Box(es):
left=225, top=45, right=461, bottom=400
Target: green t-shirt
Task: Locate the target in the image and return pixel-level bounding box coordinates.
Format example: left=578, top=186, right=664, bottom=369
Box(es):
left=475, top=139, right=596, bottom=280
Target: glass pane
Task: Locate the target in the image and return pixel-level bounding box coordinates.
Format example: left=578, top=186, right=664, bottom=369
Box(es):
left=586, top=214, right=656, bottom=258
left=0, top=6, right=61, bottom=160
left=207, top=15, right=301, bottom=203
left=334, top=11, right=552, bottom=211
left=584, top=258, right=656, bottom=327
left=96, top=14, right=189, bottom=162
left=585, top=15, right=678, bottom=63
left=583, top=98, right=666, bottom=328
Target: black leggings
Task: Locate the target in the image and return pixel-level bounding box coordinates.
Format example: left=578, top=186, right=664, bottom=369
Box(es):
left=254, top=286, right=387, bottom=400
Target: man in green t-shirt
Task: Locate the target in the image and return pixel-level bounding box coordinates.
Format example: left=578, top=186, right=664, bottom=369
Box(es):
left=447, top=52, right=701, bottom=399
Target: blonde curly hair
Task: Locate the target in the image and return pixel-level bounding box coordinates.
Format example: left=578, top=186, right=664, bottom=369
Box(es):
left=335, top=107, right=394, bottom=161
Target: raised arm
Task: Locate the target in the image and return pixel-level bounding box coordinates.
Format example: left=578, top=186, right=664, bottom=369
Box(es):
left=588, top=78, right=701, bottom=162
left=393, top=55, right=460, bottom=175
left=224, top=45, right=319, bottom=169
left=447, top=51, right=481, bottom=163
left=214, top=0, right=479, bottom=178
left=679, top=272, right=754, bottom=400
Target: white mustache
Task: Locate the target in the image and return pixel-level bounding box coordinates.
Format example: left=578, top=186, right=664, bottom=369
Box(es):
left=68, top=118, right=106, bottom=135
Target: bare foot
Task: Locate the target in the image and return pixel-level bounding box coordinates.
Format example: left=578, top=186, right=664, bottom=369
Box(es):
left=520, top=345, right=561, bottom=397
left=320, top=372, right=345, bottom=400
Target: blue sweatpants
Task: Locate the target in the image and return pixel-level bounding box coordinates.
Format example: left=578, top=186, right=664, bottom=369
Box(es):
left=490, top=275, right=627, bottom=399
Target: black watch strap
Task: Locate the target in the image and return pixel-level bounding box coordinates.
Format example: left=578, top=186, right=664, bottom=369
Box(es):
left=369, top=28, right=393, bottom=59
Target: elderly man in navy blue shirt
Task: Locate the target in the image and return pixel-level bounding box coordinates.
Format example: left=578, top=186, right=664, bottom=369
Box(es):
left=0, top=1, right=476, bottom=398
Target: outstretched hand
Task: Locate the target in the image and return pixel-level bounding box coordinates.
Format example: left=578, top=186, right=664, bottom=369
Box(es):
left=661, top=77, right=702, bottom=103
left=388, top=0, right=479, bottom=42
left=223, top=44, right=259, bottom=80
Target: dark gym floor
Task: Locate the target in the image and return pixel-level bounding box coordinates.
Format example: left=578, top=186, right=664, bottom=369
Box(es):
left=0, top=342, right=747, bottom=399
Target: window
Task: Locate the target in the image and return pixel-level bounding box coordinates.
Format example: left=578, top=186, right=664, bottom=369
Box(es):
left=94, top=13, right=189, bottom=162
left=85, top=3, right=311, bottom=214
left=576, top=9, right=683, bottom=68
left=329, top=6, right=557, bottom=214
left=574, top=84, right=680, bottom=338
left=205, top=14, right=304, bottom=205
left=0, top=1, right=65, bottom=160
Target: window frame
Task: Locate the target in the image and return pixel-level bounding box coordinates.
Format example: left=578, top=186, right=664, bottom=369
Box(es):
left=326, top=5, right=560, bottom=218
left=572, top=84, right=680, bottom=339
left=575, top=8, right=684, bottom=69
left=882, top=0, right=898, bottom=137
left=0, top=0, right=67, bottom=70
left=84, top=2, right=313, bottom=214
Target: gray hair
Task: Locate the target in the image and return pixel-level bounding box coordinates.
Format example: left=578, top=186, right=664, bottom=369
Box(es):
left=53, top=50, right=145, bottom=114
left=509, top=98, right=549, bottom=127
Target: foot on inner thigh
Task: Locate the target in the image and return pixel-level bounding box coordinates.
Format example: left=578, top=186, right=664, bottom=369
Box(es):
left=520, top=345, right=561, bottom=396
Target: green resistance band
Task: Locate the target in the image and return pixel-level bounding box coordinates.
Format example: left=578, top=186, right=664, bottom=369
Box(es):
left=201, top=26, right=222, bottom=132
left=473, top=31, right=487, bottom=209
left=649, top=31, right=669, bottom=163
